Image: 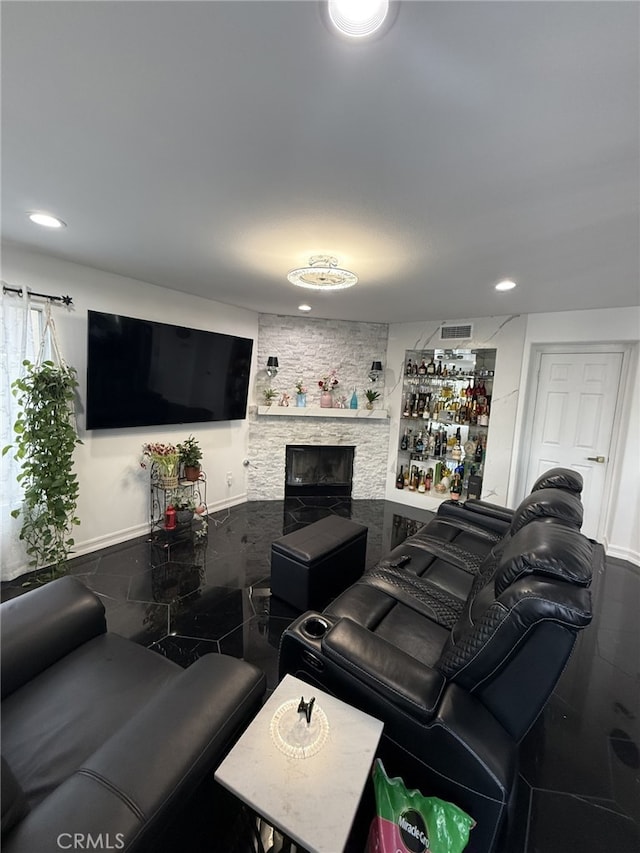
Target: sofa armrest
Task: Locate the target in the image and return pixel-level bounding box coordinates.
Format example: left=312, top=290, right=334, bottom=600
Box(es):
left=322, top=618, right=445, bottom=723
left=1, top=577, right=106, bottom=699
left=2, top=653, right=266, bottom=853
left=437, top=500, right=511, bottom=534
left=463, top=499, right=514, bottom=524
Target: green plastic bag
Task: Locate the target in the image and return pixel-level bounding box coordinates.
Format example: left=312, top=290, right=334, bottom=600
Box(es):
left=366, top=759, right=475, bottom=853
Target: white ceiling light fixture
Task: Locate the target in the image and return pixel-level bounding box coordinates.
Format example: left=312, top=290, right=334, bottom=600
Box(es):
left=327, top=0, right=390, bottom=39
left=298, top=303, right=313, bottom=312
left=287, top=256, right=358, bottom=290
left=495, top=279, right=517, bottom=291
left=28, top=212, right=66, bottom=229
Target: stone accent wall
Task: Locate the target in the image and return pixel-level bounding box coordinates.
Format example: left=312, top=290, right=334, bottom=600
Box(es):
left=248, top=314, right=390, bottom=500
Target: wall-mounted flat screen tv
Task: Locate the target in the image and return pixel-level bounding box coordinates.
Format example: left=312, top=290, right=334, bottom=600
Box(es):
left=86, top=311, right=253, bottom=429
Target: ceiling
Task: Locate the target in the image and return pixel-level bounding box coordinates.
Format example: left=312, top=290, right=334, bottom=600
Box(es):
left=2, top=1, right=638, bottom=324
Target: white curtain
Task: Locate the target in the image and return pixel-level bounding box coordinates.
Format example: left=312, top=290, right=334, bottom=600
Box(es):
left=0, top=289, right=48, bottom=580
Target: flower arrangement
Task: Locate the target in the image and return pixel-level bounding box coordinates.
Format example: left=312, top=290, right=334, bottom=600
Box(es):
left=141, top=442, right=179, bottom=477
left=318, top=370, right=339, bottom=392
left=295, top=379, right=308, bottom=395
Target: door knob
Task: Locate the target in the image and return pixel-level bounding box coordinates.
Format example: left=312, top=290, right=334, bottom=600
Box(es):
left=586, top=456, right=606, bottom=463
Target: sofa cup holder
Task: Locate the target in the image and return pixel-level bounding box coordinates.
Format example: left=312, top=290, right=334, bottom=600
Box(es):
left=301, top=616, right=330, bottom=640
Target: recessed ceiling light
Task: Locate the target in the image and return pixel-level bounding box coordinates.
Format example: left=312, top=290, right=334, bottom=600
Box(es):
left=298, top=304, right=312, bottom=312
left=327, top=0, right=389, bottom=38
left=495, top=279, right=517, bottom=291
left=28, top=212, right=66, bottom=229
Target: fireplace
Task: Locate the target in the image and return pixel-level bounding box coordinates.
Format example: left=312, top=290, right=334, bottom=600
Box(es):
left=285, top=445, right=355, bottom=497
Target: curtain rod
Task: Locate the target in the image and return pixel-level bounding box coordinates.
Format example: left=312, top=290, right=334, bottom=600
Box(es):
left=1, top=283, right=73, bottom=306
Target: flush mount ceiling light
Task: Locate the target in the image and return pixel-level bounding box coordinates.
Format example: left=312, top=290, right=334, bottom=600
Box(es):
left=287, top=256, right=358, bottom=290
left=298, top=303, right=312, bottom=312
left=28, top=212, right=66, bottom=229
left=327, top=0, right=390, bottom=38
left=495, top=279, right=517, bottom=291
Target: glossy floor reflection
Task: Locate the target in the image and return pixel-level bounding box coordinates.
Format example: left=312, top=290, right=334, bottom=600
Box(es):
left=2, top=499, right=639, bottom=852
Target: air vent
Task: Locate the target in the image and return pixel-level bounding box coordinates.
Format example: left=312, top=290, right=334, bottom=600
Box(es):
left=440, top=324, right=473, bottom=341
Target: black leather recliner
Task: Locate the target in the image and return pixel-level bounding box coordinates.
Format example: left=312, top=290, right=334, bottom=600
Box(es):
left=1, top=576, right=266, bottom=852
left=279, top=471, right=600, bottom=853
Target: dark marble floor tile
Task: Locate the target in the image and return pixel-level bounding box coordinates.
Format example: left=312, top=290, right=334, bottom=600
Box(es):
left=218, top=613, right=291, bottom=691
left=101, top=598, right=170, bottom=645
left=149, top=635, right=220, bottom=667
left=526, top=790, right=640, bottom=853
left=169, top=586, right=252, bottom=640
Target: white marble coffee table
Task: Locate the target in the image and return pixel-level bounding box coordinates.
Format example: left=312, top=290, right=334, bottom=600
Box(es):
left=215, top=674, right=384, bottom=853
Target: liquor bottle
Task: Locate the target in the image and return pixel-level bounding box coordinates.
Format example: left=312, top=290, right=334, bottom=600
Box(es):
left=408, top=465, right=416, bottom=491
left=412, top=361, right=419, bottom=375
left=412, top=467, right=420, bottom=490
left=403, top=394, right=411, bottom=417
left=415, top=431, right=425, bottom=454
left=427, top=424, right=435, bottom=457
left=400, top=427, right=409, bottom=451
left=418, top=470, right=426, bottom=493
left=450, top=473, right=462, bottom=501
left=441, top=362, right=448, bottom=378
left=474, top=436, right=484, bottom=464
left=422, top=392, right=431, bottom=419
left=436, top=360, right=442, bottom=377
left=465, top=381, right=472, bottom=398
left=405, top=357, right=413, bottom=376
left=452, top=428, right=462, bottom=461
left=403, top=466, right=410, bottom=488
left=411, top=395, right=419, bottom=417
left=426, top=355, right=436, bottom=375
left=417, top=394, right=425, bottom=418
left=396, top=467, right=405, bottom=489
left=425, top=468, right=433, bottom=491
left=434, top=429, right=441, bottom=457
left=418, top=359, right=426, bottom=375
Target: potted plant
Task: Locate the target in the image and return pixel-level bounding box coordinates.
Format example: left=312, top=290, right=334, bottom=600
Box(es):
left=364, top=389, right=381, bottom=410
left=3, top=359, right=82, bottom=575
left=169, top=487, right=197, bottom=524
left=263, top=388, right=277, bottom=406
left=177, top=434, right=203, bottom=481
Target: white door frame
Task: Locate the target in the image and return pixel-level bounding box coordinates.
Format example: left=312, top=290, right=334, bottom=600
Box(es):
left=514, top=341, right=635, bottom=545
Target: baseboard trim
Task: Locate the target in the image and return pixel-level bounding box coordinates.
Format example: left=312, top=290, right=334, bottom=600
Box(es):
left=1, top=494, right=250, bottom=580
left=605, top=543, right=640, bottom=567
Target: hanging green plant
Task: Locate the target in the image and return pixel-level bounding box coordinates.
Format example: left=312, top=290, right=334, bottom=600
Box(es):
left=3, top=359, right=82, bottom=574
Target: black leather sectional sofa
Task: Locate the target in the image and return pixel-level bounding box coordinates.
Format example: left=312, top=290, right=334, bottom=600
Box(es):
left=1, top=577, right=266, bottom=852
left=279, top=468, right=602, bottom=853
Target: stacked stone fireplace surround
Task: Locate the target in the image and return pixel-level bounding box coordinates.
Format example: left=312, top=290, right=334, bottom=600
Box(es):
left=247, top=315, right=391, bottom=501
left=247, top=415, right=390, bottom=500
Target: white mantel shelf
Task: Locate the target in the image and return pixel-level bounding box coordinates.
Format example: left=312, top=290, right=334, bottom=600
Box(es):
left=257, top=406, right=388, bottom=420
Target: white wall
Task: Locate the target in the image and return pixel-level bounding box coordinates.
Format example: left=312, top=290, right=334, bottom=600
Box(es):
left=2, top=244, right=258, bottom=577
left=510, top=306, right=640, bottom=565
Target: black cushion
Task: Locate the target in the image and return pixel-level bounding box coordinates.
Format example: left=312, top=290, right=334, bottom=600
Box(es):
left=1, top=757, right=29, bottom=837
left=271, top=515, right=367, bottom=564
left=531, top=467, right=583, bottom=494
left=494, top=522, right=593, bottom=596
left=509, top=488, right=583, bottom=535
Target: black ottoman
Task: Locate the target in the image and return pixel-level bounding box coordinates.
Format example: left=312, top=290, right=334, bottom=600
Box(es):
left=271, top=516, right=368, bottom=611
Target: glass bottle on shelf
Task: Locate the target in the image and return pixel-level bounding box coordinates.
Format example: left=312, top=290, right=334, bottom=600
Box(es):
left=396, top=467, right=405, bottom=489
left=426, top=355, right=436, bottom=375
left=400, top=427, right=409, bottom=451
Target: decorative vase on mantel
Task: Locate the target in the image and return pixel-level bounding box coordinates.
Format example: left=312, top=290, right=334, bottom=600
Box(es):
left=296, top=393, right=306, bottom=408
left=320, top=391, right=333, bottom=408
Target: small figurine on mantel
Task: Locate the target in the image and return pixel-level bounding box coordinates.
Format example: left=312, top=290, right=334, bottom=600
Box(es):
left=278, top=392, right=291, bottom=407
left=335, top=395, right=347, bottom=409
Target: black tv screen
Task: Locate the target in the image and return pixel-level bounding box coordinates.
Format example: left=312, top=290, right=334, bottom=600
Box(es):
left=86, top=311, right=253, bottom=429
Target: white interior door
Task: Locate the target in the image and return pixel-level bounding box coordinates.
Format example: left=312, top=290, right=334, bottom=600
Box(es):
left=525, top=350, right=624, bottom=539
